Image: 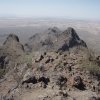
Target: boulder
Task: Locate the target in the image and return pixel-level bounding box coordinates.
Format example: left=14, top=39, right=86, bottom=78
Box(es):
left=71, top=75, right=85, bottom=90
left=38, top=76, right=50, bottom=85
left=35, top=52, right=44, bottom=62
left=56, top=75, right=67, bottom=89
left=22, top=69, right=37, bottom=84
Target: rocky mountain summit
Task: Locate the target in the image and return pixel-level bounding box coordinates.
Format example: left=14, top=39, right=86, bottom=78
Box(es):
left=25, top=27, right=87, bottom=52
left=3, top=34, right=24, bottom=54
left=0, top=27, right=100, bottom=100
left=0, top=34, right=24, bottom=76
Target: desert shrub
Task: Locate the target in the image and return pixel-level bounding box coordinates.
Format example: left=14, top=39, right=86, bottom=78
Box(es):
left=86, top=62, right=100, bottom=74
left=81, top=49, right=100, bottom=80
left=16, top=52, right=34, bottom=67
left=83, top=60, right=100, bottom=80
left=24, top=54, right=33, bottom=65
left=0, top=69, right=5, bottom=78
left=80, top=56, right=100, bottom=78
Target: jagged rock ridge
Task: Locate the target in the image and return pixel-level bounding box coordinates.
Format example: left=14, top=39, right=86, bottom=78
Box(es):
left=25, top=27, right=87, bottom=52
left=3, top=34, right=24, bottom=52
left=0, top=27, right=100, bottom=100
left=0, top=34, right=24, bottom=69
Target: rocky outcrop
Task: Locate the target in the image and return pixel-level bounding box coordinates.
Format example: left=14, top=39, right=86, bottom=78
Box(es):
left=71, top=75, right=85, bottom=90
left=3, top=34, right=24, bottom=54
left=25, top=27, right=87, bottom=52
left=10, top=50, right=99, bottom=100
left=0, top=34, right=24, bottom=77
left=3, top=34, right=19, bottom=44
left=58, top=27, right=87, bottom=51
left=0, top=27, right=100, bottom=100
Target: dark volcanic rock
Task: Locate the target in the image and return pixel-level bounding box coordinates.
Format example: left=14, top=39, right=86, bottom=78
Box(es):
left=2, top=34, right=24, bottom=57
left=0, top=34, right=24, bottom=71
left=71, top=75, right=85, bottom=90
left=3, top=34, right=19, bottom=45
left=25, top=27, right=87, bottom=52
left=3, top=34, right=24, bottom=55
left=58, top=27, right=87, bottom=51
left=56, top=75, right=67, bottom=89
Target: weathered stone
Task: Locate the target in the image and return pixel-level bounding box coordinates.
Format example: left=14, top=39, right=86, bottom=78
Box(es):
left=88, top=96, right=100, bottom=100
left=38, top=76, right=50, bottom=85
left=22, top=69, right=37, bottom=84
left=45, top=57, right=51, bottom=64
left=56, top=75, right=67, bottom=89
left=71, top=75, right=85, bottom=90
left=35, top=54, right=44, bottom=62
left=58, top=90, right=68, bottom=97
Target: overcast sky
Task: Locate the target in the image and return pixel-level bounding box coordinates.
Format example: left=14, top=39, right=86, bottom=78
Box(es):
left=0, top=0, right=100, bottom=20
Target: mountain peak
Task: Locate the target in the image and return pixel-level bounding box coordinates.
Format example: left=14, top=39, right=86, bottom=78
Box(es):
left=25, top=27, right=87, bottom=52
left=63, top=27, right=80, bottom=40
left=3, top=34, right=24, bottom=55
left=58, top=27, right=87, bottom=51
left=48, top=27, right=60, bottom=33
left=3, top=34, right=19, bottom=45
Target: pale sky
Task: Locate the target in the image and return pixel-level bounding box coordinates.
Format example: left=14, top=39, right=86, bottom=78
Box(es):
left=0, top=0, right=100, bottom=20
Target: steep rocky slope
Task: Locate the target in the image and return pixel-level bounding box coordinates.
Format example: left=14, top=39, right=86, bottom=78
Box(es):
left=0, top=27, right=100, bottom=100
left=25, top=27, right=87, bottom=52
left=3, top=34, right=24, bottom=55
left=0, top=34, right=24, bottom=77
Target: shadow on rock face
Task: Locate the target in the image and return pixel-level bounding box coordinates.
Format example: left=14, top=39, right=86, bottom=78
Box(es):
left=38, top=77, right=50, bottom=85
left=71, top=76, right=86, bottom=90
left=22, top=76, right=37, bottom=84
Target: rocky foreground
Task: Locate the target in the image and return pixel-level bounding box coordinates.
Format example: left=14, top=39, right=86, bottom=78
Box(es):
left=0, top=27, right=100, bottom=100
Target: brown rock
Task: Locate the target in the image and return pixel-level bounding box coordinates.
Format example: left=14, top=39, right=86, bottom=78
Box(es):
left=71, top=75, right=85, bottom=90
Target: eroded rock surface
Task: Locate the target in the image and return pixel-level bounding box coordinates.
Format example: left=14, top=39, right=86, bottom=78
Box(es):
left=0, top=27, right=100, bottom=100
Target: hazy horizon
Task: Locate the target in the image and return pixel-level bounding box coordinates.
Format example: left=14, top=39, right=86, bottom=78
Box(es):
left=0, top=0, right=100, bottom=21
